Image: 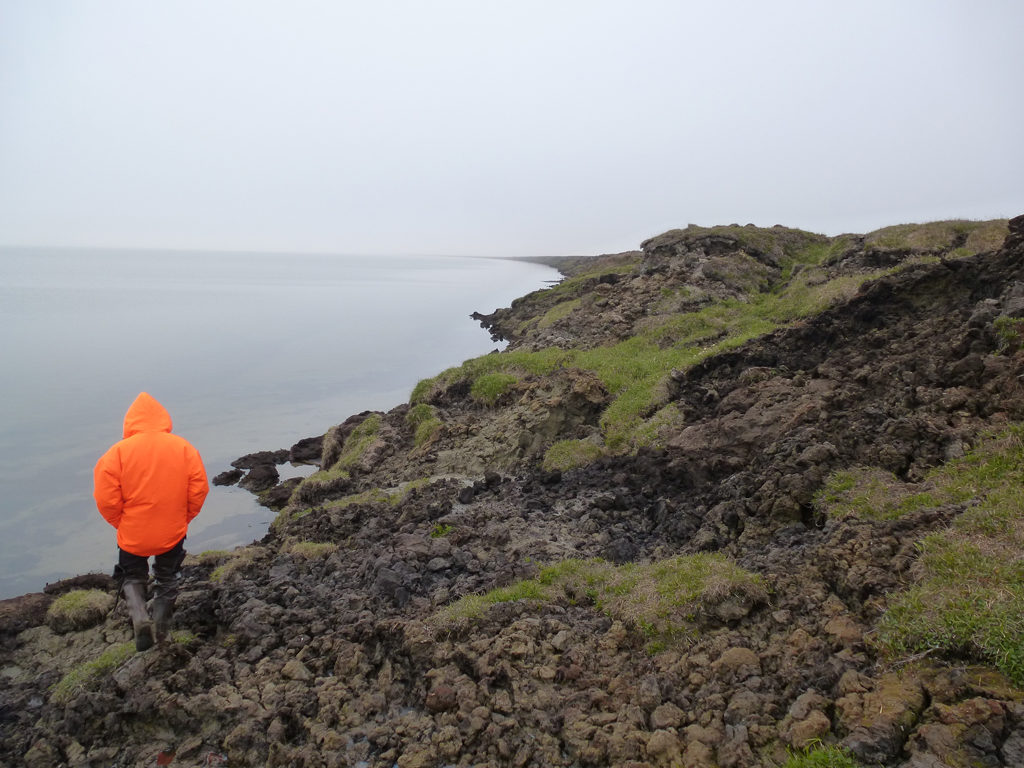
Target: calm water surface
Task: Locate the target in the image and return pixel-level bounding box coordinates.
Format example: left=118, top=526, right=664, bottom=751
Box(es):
left=0, top=248, right=558, bottom=598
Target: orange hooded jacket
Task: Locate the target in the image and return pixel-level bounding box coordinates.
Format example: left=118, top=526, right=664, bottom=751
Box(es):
left=94, top=392, right=209, bottom=556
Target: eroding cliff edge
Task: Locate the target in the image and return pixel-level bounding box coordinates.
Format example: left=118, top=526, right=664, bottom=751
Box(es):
left=4, top=216, right=1024, bottom=767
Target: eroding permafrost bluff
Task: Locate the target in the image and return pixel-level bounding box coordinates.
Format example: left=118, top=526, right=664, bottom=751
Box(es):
left=4, top=216, right=1024, bottom=768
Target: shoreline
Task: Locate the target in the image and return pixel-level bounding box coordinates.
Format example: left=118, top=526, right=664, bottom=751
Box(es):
left=0, top=255, right=569, bottom=604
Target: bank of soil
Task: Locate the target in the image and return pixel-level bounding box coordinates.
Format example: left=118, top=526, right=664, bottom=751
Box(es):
left=2, top=216, right=1024, bottom=767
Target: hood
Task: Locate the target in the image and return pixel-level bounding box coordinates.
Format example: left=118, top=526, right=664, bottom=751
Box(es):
left=123, top=392, right=173, bottom=438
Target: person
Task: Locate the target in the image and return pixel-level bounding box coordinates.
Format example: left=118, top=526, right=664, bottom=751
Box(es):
left=94, top=392, right=209, bottom=650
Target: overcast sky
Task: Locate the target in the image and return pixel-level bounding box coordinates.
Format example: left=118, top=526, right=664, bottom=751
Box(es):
left=1, top=1, right=1022, bottom=257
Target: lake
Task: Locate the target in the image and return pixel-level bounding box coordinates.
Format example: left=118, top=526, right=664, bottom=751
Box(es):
left=0, top=248, right=559, bottom=598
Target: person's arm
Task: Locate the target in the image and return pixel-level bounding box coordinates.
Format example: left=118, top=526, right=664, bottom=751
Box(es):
left=185, top=445, right=209, bottom=522
left=93, top=447, right=124, bottom=528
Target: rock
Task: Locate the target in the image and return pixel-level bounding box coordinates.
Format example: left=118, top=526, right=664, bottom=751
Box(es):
left=289, top=435, right=324, bottom=463
left=824, top=614, right=864, bottom=648
left=602, top=536, right=638, bottom=564
left=231, top=449, right=289, bottom=469
left=713, top=646, right=761, bottom=681
left=281, top=659, right=312, bottom=681
left=840, top=674, right=927, bottom=764
left=23, top=738, right=59, bottom=768
left=651, top=702, right=685, bottom=729
left=425, top=683, right=458, bottom=713
left=43, top=573, right=116, bottom=594
left=646, top=729, right=682, bottom=764
left=238, top=463, right=279, bottom=492
left=212, top=468, right=244, bottom=486
left=0, top=592, right=52, bottom=635
left=259, top=477, right=301, bottom=509
left=785, top=709, right=832, bottom=747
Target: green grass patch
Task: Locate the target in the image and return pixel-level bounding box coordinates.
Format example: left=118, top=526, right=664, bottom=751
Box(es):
left=865, top=219, right=1007, bottom=254
left=210, top=546, right=259, bottom=582
left=815, top=467, right=911, bottom=521
left=46, top=589, right=114, bottom=633
left=323, top=478, right=429, bottom=512
left=541, top=262, right=638, bottom=301
left=819, top=425, right=1024, bottom=523
left=411, top=347, right=570, bottom=405
left=51, top=642, right=134, bottom=704
left=871, top=425, right=1024, bottom=683
left=430, top=522, right=453, bottom=538
left=542, top=439, right=604, bottom=472
left=286, top=541, right=337, bottom=559
left=995, top=316, right=1024, bottom=354
left=185, top=549, right=231, bottom=567
left=641, top=224, right=827, bottom=262
left=407, top=403, right=442, bottom=448
left=537, top=297, right=582, bottom=329
left=435, top=554, right=766, bottom=649
left=782, top=744, right=863, bottom=768
left=414, top=223, right=990, bottom=453
left=328, top=413, right=382, bottom=472
left=471, top=372, right=520, bottom=406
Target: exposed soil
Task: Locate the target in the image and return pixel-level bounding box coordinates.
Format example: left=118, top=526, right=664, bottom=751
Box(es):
left=3, top=216, right=1024, bottom=767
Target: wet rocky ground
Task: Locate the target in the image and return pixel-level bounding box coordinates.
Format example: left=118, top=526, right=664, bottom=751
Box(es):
left=2, top=216, right=1024, bottom=767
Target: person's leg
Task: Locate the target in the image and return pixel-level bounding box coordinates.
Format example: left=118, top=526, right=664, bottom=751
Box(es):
left=116, top=549, right=155, bottom=651
left=151, top=538, right=186, bottom=642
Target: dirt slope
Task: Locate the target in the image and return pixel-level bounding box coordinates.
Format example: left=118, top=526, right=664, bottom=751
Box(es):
left=2, top=216, right=1023, bottom=767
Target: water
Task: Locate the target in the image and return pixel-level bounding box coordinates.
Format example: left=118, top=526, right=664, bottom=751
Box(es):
left=0, top=247, right=559, bottom=598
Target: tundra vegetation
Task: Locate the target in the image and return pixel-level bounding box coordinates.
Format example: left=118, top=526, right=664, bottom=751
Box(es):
left=7, top=217, right=1024, bottom=767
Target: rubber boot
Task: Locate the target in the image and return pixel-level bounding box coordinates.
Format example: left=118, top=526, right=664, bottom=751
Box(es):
left=122, top=580, right=155, bottom=651
left=152, top=563, right=181, bottom=643
left=151, top=587, right=176, bottom=642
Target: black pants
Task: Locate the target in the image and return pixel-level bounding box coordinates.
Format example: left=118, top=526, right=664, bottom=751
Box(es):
left=115, top=537, right=187, bottom=583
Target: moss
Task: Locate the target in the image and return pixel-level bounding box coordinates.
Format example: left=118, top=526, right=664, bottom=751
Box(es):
left=542, top=439, right=604, bottom=472
left=435, top=554, right=766, bottom=649
left=51, top=642, right=134, bottom=704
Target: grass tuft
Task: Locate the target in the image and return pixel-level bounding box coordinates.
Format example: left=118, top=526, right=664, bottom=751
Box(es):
left=406, top=403, right=442, bottom=448
left=286, top=541, right=337, bottom=559
left=209, top=546, right=259, bottom=582
left=471, top=372, right=520, bottom=406
left=782, top=744, right=863, bottom=768
left=865, top=425, right=1024, bottom=684
left=435, top=554, right=765, bottom=649
left=542, top=439, right=604, bottom=472
left=51, top=642, right=134, bottom=704
left=46, top=589, right=114, bottom=632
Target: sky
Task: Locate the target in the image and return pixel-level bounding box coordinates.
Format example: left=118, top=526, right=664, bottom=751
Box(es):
left=1, top=1, right=1022, bottom=257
